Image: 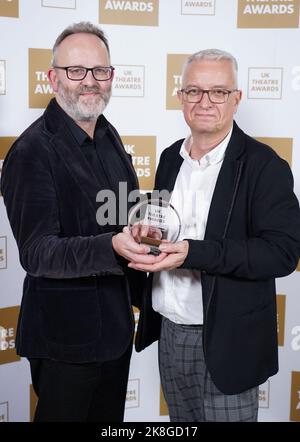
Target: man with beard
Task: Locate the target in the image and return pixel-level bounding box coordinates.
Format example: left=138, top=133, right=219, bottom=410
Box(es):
left=1, top=22, right=158, bottom=422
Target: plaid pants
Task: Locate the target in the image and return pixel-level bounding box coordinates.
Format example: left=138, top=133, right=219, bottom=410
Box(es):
left=159, top=317, right=258, bottom=422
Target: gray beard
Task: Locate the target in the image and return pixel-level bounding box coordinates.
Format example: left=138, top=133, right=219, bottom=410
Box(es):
left=57, top=81, right=111, bottom=122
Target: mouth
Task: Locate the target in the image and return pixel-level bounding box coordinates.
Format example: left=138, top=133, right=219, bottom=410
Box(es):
left=195, top=113, right=215, bottom=118
left=80, top=92, right=100, bottom=97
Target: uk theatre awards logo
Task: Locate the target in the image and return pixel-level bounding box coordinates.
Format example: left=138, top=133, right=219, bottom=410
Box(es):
left=0, top=402, right=9, bottom=422
left=0, top=237, right=7, bottom=270
left=0, top=0, right=19, bottom=17
left=181, top=0, right=215, bottom=15
left=99, top=0, right=159, bottom=26
left=166, top=54, right=190, bottom=110
left=276, top=294, right=286, bottom=347
left=238, top=0, right=300, bottom=28
left=41, top=0, right=76, bottom=8
left=112, top=65, right=145, bottom=97
left=122, top=136, right=156, bottom=190
left=0, top=137, right=17, bottom=196
left=248, top=67, right=283, bottom=100
left=255, top=137, right=293, bottom=167
left=126, top=379, right=140, bottom=409
left=29, top=48, right=54, bottom=108
left=0, top=306, right=21, bottom=365
left=290, top=371, right=300, bottom=421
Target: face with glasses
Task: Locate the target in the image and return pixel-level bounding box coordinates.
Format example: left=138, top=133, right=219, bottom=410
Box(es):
left=48, top=33, right=114, bottom=123
left=178, top=59, right=242, bottom=140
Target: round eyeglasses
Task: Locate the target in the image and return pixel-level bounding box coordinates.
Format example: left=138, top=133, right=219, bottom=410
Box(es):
left=53, top=66, right=115, bottom=81
left=179, top=87, right=238, bottom=104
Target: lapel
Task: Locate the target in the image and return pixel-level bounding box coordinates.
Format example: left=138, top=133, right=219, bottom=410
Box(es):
left=204, top=122, right=245, bottom=239
left=43, top=99, right=135, bottom=215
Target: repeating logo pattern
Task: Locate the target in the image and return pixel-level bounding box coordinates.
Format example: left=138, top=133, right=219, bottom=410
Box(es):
left=160, top=385, right=168, bottom=416
left=259, top=380, right=270, bottom=408
left=276, top=294, right=286, bottom=347
left=0, top=306, right=20, bottom=364
left=181, top=0, right=216, bottom=15
left=255, top=137, right=293, bottom=167
left=290, top=371, right=300, bottom=421
left=0, top=402, right=9, bottom=422
left=41, top=0, right=76, bottom=8
left=0, top=137, right=17, bottom=196
left=30, top=385, right=37, bottom=422
left=0, top=237, right=7, bottom=270
left=166, top=54, right=189, bottom=110
left=126, top=379, right=140, bottom=408
left=99, top=0, right=159, bottom=26
left=0, top=0, right=19, bottom=18
left=28, top=48, right=53, bottom=109
left=113, top=65, right=145, bottom=97
left=122, top=136, right=156, bottom=190
left=238, top=0, right=300, bottom=28
left=248, top=68, right=283, bottom=99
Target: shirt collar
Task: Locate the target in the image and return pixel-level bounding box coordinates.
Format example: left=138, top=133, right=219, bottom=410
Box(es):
left=61, top=105, right=109, bottom=146
left=180, top=126, right=233, bottom=169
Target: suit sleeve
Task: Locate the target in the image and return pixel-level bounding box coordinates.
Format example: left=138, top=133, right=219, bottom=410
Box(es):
left=1, top=143, right=123, bottom=279
left=181, top=157, right=300, bottom=280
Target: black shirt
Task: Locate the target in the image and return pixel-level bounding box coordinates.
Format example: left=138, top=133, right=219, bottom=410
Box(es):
left=62, top=108, right=135, bottom=231
left=63, top=110, right=130, bottom=194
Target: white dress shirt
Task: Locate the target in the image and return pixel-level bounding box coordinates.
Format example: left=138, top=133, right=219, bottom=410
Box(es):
left=152, top=128, right=232, bottom=324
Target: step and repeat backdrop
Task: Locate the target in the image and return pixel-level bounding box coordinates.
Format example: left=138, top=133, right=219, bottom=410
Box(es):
left=0, top=0, right=300, bottom=422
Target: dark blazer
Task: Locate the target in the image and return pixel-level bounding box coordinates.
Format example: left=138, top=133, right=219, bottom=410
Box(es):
left=136, top=122, right=300, bottom=394
left=1, top=98, right=145, bottom=363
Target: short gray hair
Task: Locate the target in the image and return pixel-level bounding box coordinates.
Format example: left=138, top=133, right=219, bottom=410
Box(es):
left=52, top=21, right=110, bottom=65
left=182, top=49, right=238, bottom=87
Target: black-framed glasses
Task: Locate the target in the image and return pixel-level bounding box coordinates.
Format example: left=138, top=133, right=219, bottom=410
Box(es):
left=53, top=65, right=115, bottom=81
left=179, top=87, right=238, bottom=104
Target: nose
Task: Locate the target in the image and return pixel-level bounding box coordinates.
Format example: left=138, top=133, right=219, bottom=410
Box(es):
left=81, top=69, right=98, bottom=86
left=198, top=91, right=212, bottom=107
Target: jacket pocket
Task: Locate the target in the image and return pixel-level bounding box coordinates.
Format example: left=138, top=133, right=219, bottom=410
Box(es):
left=37, top=280, right=100, bottom=346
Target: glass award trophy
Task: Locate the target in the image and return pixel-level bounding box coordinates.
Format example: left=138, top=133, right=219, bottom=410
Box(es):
left=128, top=198, right=181, bottom=255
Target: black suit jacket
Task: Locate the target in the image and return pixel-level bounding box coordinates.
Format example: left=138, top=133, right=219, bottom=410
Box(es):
left=1, top=98, right=145, bottom=363
left=135, top=122, right=300, bottom=394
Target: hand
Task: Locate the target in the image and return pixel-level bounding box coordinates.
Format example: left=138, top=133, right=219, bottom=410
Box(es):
left=112, top=226, right=167, bottom=265
left=128, top=240, right=189, bottom=272
left=131, top=223, right=162, bottom=244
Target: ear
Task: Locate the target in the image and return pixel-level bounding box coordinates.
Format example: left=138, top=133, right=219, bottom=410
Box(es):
left=48, top=68, right=59, bottom=93
left=110, top=68, right=115, bottom=82
left=177, top=89, right=184, bottom=106
left=235, top=89, right=242, bottom=104
left=233, top=89, right=242, bottom=113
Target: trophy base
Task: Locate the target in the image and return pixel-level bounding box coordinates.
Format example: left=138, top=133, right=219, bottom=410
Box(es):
left=141, top=236, right=161, bottom=256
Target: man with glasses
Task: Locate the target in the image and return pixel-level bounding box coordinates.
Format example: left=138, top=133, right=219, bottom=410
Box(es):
left=131, top=49, right=300, bottom=421
left=1, top=22, right=157, bottom=422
